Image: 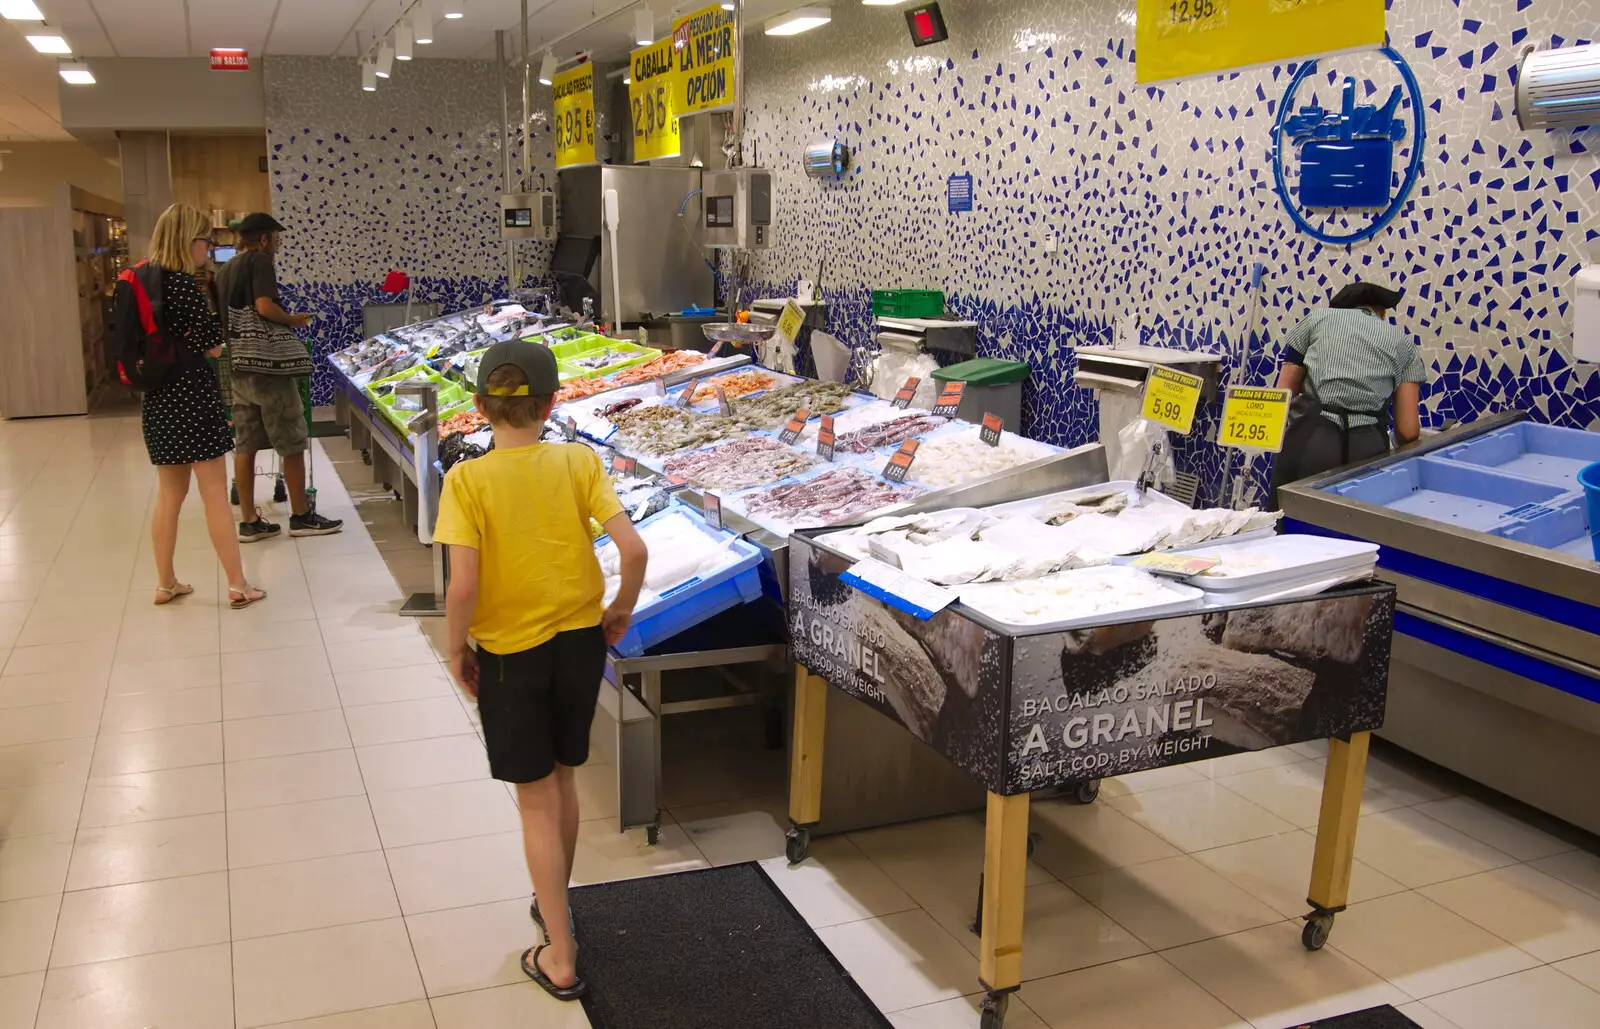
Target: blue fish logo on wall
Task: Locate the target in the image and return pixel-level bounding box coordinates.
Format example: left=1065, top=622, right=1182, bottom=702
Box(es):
left=1272, top=46, right=1426, bottom=246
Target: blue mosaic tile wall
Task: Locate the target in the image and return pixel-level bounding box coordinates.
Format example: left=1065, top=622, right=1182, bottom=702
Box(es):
left=742, top=0, right=1599, bottom=503
left=263, top=57, right=555, bottom=403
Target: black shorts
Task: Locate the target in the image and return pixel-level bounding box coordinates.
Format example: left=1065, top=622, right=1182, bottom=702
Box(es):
left=475, top=626, right=606, bottom=783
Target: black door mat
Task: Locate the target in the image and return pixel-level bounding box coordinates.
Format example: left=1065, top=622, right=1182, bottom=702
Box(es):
left=569, top=861, right=892, bottom=1029
left=1285, top=1006, right=1420, bottom=1028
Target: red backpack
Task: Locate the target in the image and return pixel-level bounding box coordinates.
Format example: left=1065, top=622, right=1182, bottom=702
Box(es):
left=112, top=261, right=181, bottom=391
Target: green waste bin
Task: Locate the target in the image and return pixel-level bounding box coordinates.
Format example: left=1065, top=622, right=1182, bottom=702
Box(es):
left=931, top=357, right=1031, bottom=431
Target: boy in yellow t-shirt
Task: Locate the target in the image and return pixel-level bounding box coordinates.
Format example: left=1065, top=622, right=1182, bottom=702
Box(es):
left=434, top=339, right=646, bottom=1003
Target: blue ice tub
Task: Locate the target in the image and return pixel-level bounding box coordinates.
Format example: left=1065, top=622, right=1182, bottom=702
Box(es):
left=1492, top=495, right=1595, bottom=561
left=1326, top=457, right=1568, bottom=532
left=595, top=503, right=765, bottom=657
left=1432, top=422, right=1600, bottom=490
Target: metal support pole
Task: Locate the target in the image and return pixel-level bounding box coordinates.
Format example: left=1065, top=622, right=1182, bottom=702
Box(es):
left=731, top=0, right=745, bottom=166
left=396, top=381, right=446, bottom=617
left=521, top=0, right=532, bottom=193
left=497, top=29, right=514, bottom=288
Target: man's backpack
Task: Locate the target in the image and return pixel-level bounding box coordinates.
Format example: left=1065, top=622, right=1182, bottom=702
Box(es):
left=111, top=261, right=181, bottom=392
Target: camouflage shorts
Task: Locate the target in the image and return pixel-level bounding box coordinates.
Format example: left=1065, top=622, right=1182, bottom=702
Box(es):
left=231, top=371, right=308, bottom=457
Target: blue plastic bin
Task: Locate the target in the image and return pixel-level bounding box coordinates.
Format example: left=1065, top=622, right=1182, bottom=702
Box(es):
left=1490, top=495, right=1594, bottom=561
left=1433, top=422, right=1600, bottom=489
left=1328, top=457, right=1568, bottom=532
left=595, top=504, right=765, bottom=657
left=1579, top=461, right=1600, bottom=562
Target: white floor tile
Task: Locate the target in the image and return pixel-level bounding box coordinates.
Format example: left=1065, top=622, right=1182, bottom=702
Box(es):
left=925, top=880, right=1148, bottom=982
left=50, top=871, right=231, bottom=967
left=0, top=830, right=73, bottom=901
left=429, top=981, right=593, bottom=1028
left=355, top=734, right=488, bottom=794
left=1422, top=863, right=1600, bottom=963
left=334, top=663, right=455, bottom=708
left=570, top=819, right=709, bottom=887
left=890, top=994, right=1049, bottom=1028
left=229, top=851, right=400, bottom=940
left=1216, top=759, right=1404, bottom=828
left=1328, top=891, right=1540, bottom=999
left=78, top=763, right=225, bottom=827
left=343, top=697, right=475, bottom=747
left=99, top=686, right=220, bottom=733
left=0, top=670, right=106, bottom=710
left=221, top=643, right=332, bottom=684
left=385, top=832, right=536, bottom=915
left=0, top=781, right=86, bottom=838
left=33, top=942, right=235, bottom=1029
left=224, top=709, right=352, bottom=761
left=815, top=908, right=983, bottom=1013
left=107, top=653, right=220, bottom=695
left=1352, top=808, right=1518, bottom=889
left=1411, top=796, right=1576, bottom=862
left=326, top=635, right=440, bottom=675
left=368, top=779, right=521, bottom=848
left=0, top=700, right=102, bottom=747
left=1424, top=965, right=1600, bottom=1029
left=227, top=795, right=381, bottom=869
left=1066, top=854, right=1282, bottom=950
left=258, top=999, right=436, bottom=1029
left=672, top=793, right=789, bottom=865
left=758, top=835, right=919, bottom=929
left=405, top=898, right=532, bottom=997
left=0, top=970, right=44, bottom=1029
left=1019, top=953, right=1250, bottom=1029
left=222, top=675, right=342, bottom=720
left=232, top=917, right=425, bottom=1027
left=0, top=738, right=95, bottom=788
left=0, top=894, right=59, bottom=976
left=1105, top=779, right=1298, bottom=852
left=89, top=722, right=223, bottom=777
left=67, top=812, right=229, bottom=890
left=1193, top=830, right=1406, bottom=920
left=227, top=748, right=367, bottom=810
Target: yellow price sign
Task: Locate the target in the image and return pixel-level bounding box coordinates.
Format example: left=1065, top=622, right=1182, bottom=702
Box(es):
left=671, top=4, right=736, bottom=116
left=1135, top=0, right=1383, bottom=83
left=628, top=38, right=680, bottom=161
left=775, top=301, right=805, bottom=345
left=1141, top=365, right=1204, bottom=435
left=1219, top=386, right=1291, bottom=453
left=1131, top=552, right=1220, bottom=576
left=552, top=63, right=596, bottom=169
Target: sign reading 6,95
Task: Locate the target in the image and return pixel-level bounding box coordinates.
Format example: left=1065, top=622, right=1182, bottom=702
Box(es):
left=551, top=64, right=597, bottom=169
left=628, top=37, right=682, bottom=161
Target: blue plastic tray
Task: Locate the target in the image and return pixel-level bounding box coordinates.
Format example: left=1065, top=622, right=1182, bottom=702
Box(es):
left=595, top=503, right=765, bottom=657
left=1327, top=457, right=1568, bottom=532
left=1491, top=495, right=1594, bottom=560
left=1432, top=422, right=1600, bottom=490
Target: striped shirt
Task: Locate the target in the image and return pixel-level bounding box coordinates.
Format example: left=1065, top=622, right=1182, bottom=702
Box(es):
left=1281, top=308, right=1426, bottom=428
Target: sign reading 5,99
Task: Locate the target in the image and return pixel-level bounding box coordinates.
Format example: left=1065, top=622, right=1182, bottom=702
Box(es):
left=552, top=64, right=596, bottom=169
left=628, top=38, right=681, bottom=161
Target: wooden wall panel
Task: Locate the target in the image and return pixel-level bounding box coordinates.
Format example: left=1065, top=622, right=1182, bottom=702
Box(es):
left=0, top=198, right=88, bottom=418
left=170, top=134, right=270, bottom=223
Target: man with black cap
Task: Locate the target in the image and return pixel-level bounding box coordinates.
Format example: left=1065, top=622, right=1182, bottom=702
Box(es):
left=217, top=212, right=342, bottom=539
left=1269, top=280, right=1426, bottom=507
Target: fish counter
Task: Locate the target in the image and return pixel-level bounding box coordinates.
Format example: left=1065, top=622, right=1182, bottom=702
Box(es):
left=1279, top=410, right=1600, bottom=835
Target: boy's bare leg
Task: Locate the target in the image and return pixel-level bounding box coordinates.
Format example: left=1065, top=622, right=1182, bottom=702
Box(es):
left=517, top=776, right=578, bottom=987
left=555, top=764, right=580, bottom=874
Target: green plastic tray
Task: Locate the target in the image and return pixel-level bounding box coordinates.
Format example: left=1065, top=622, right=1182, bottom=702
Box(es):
left=871, top=289, right=945, bottom=318
left=558, top=342, right=663, bottom=380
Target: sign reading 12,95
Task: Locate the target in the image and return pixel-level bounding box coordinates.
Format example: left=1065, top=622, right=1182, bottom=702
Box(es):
left=628, top=37, right=680, bottom=161
left=672, top=4, right=735, bottom=116
left=1219, top=386, right=1290, bottom=452
left=551, top=64, right=596, bottom=169
left=1135, top=0, right=1382, bottom=83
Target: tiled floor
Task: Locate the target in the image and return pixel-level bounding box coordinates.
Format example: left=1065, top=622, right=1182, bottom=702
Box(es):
left=1, top=412, right=1599, bottom=1028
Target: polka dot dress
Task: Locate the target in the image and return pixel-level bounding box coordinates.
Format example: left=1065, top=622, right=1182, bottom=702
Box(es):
left=141, top=270, right=234, bottom=466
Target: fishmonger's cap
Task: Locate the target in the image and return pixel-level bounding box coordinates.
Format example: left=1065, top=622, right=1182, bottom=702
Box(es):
left=1330, top=281, right=1404, bottom=311
left=475, top=338, right=560, bottom=396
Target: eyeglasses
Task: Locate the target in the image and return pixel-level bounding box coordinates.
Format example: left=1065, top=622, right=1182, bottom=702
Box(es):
left=195, top=236, right=216, bottom=247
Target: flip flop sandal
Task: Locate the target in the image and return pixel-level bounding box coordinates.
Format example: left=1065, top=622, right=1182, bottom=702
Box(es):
left=228, top=584, right=268, bottom=610
left=153, top=582, right=194, bottom=605
left=521, top=945, right=586, bottom=1001
left=530, top=898, right=576, bottom=943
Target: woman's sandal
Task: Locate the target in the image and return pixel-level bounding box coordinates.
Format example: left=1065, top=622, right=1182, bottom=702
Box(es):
left=227, top=584, right=267, bottom=610
left=521, top=945, right=586, bottom=1001
left=153, top=582, right=194, bottom=606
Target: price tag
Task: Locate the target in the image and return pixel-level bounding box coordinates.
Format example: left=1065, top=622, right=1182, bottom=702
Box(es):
left=882, top=439, right=920, bottom=484
left=1218, top=386, right=1291, bottom=453
left=655, top=377, right=668, bottom=396
left=892, top=377, right=920, bottom=409
left=979, top=413, right=1004, bottom=447
left=714, top=384, right=733, bottom=417
left=932, top=381, right=965, bottom=417
left=778, top=408, right=809, bottom=445
left=664, top=473, right=689, bottom=488
left=1141, top=366, right=1204, bottom=435
left=677, top=377, right=701, bottom=409
left=702, top=492, right=723, bottom=530
left=1156, top=0, right=1230, bottom=37
left=631, top=499, right=652, bottom=521
left=1131, top=552, right=1220, bottom=576
left=562, top=417, right=578, bottom=441
left=611, top=455, right=637, bottom=476
left=840, top=557, right=958, bottom=620
left=706, top=341, right=724, bottom=358
left=775, top=301, right=806, bottom=345
left=867, top=538, right=903, bottom=568
left=817, top=414, right=836, bottom=461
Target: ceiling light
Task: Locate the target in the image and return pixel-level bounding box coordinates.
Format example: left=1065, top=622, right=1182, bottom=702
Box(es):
left=443, top=5, right=464, bottom=18
left=58, top=60, right=94, bottom=85
left=412, top=8, right=433, bottom=44
left=362, top=60, right=377, bottom=90
left=634, top=5, right=654, bottom=45
left=538, top=50, right=556, bottom=86
left=720, top=1, right=734, bottom=8
left=26, top=33, right=71, bottom=54
left=395, top=21, right=413, bottom=60
left=0, top=1, right=45, bottom=20
left=860, top=0, right=904, bottom=5
left=764, top=6, right=831, bottom=35
left=375, top=42, right=394, bottom=77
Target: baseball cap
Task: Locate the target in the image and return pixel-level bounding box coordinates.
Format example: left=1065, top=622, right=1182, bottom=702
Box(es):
left=1330, top=281, right=1403, bottom=310
left=476, top=338, right=560, bottom=396
left=237, top=212, right=286, bottom=235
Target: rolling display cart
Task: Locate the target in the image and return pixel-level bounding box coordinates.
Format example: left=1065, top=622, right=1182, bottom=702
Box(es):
left=783, top=528, right=1397, bottom=1027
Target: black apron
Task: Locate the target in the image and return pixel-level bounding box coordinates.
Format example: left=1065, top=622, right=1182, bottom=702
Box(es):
left=1268, top=393, right=1391, bottom=510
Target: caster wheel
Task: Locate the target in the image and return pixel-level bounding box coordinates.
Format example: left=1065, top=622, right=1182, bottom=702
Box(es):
left=785, top=827, right=810, bottom=864
left=1026, top=831, right=1040, bottom=858
left=361, top=448, right=372, bottom=465
left=645, top=825, right=660, bottom=846
left=979, top=992, right=1008, bottom=1029
left=1302, top=913, right=1334, bottom=951
left=273, top=481, right=287, bottom=503
left=229, top=483, right=238, bottom=506
left=1073, top=779, right=1101, bottom=805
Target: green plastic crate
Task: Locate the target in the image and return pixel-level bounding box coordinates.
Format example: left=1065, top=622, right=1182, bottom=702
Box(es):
left=871, top=289, right=945, bottom=318
left=561, top=341, right=662, bottom=379
left=546, top=335, right=609, bottom=360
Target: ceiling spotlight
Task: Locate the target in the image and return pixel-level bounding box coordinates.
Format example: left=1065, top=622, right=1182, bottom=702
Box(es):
left=538, top=50, right=556, bottom=86
left=26, top=33, right=71, bottom=54
left=0, top=1, right=45, bottom=20
left=395, top=21, right=413, bottom=60
left=720, top=1, right=734, bottom=8
left=362, top=61, right=377, bottom=90
left=860, top=0, right=904, bottom=5
left=443, top=4, right=464, bottom=18
left=764, top=6, right=831, bottom=35
left=375, top=42, right=394, bottom=77
left=412, top=8, right=433, bottom=44
left=634, top=5, right=654, bottom=46
left=58, top=60, right=94, bottom=85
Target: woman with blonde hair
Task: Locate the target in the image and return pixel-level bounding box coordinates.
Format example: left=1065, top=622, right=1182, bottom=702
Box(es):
left=138, top=203, right=266, bottom=608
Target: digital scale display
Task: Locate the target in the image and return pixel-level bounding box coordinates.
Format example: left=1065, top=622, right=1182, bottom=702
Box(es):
left=503, top=208, right=533, bottom=228
left=905, top=3, right=948, bottom=47
left=706, top=195, right=735, bottom=228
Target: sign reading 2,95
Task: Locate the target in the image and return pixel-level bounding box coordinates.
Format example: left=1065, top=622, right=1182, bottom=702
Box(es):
left=552, top=64, right=596, bottom=169
left=628, top=38, right=681, bottom=161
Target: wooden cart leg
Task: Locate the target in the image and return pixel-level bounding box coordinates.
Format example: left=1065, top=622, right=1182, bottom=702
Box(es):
left=785, top=663, right=828, bottom=864
left=978, top=790, right=1029, bottom=1028
left=1304, top=730, right=1371, bottom=950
